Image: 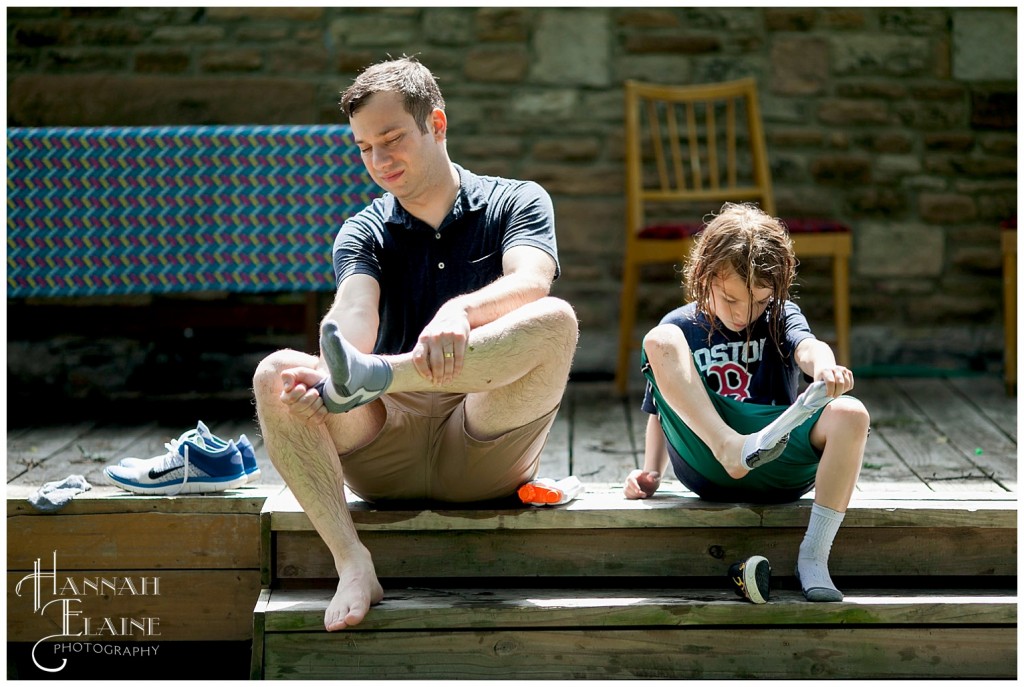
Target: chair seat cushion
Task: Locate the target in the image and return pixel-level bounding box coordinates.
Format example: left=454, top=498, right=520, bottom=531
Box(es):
left=639, top=217, right=850, bottom=240
left=1001, top=216, right=1016, bottom=231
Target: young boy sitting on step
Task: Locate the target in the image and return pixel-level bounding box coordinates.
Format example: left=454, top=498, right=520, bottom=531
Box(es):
left=623, top=202, right=871, bottom=602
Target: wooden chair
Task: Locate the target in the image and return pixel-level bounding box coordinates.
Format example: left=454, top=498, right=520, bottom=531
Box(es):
left=616, top=78, right=852, bottom=395
left=1001, top=218, right=1016, bottom=395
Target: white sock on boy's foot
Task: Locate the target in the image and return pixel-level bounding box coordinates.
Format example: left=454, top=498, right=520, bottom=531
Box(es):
left=796, top=502, right=845, bottom=602
left=314, top=320, right=392, bottom=413
left=741, top=381, right=834, bottom=470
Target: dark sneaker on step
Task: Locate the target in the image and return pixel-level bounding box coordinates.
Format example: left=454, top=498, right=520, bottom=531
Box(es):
left=728, top=555, right=771, bottom=604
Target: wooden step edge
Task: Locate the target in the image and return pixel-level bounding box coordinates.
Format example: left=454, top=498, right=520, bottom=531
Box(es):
left=251, top=588, right=272, bottom=680
left=260, top=587, right=1018, bottom=634
left=264, top=486, right=1017, bottom=533
left=6, top=484, right=286, bottom=516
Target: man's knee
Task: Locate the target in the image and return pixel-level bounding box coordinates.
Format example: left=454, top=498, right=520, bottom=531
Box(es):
left=253, top=349, right=304, bottom=405
left=829, top=397, right=871, bottom=432
left=539, top=296, right=579, bottom=347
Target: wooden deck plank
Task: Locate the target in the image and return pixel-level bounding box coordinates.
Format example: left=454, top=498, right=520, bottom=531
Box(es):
left=570, top=383, right=641, bottom=482
left=6, top=422, right=96, bottom=484
left=260, top=587, right=1017, bottom=633
left=947, top=375, right=1017, bottom=441
left=536, top=401, right=570, bottom=480
left=260, top=626, right=1015, bottom=680
left=265, top=484, right=1015, bottom=532
left=9, top=422, right=161, bottom=487
left=8, top=569, right=261, bottom=642
left=894, top=378, right=1017, bottom=487
left=7, top=511, right=261, bottom=570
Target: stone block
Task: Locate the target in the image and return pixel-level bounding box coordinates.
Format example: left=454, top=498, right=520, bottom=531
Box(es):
left=423, top=8, right=475, bottom=45
left=953, top=9, right=1017, bottom=81
left=531, top=9, right=610, bottom=87
left=831, top=34, right=931, bottom=76
left=616, top=9, right=680, bottom=28
left=10, top=21, right=74, bottom=48
left=522, top=164, right=624, bottom=196
left=44, top=49, right=128, bottom=73
left=845, top=188, right=908, bottom=217
left=553, top=198, right=624, bottom=255
left=817, top=99, right=892, bottom=126
left=267, top=47, right=329, bottom=74
left=206, top=7, right=323, bottom=21
left=623, top=34, right=720, bottom=54
left=464, top=47, right=529, bottom=83
left=329, top=14, right=418, bottom=47
left=134, top=50, right=190, bottom=74
left=856, top=222, right=944, bottom=277
left=615, top=56, right=693, bottom=85
left=879, top=8, right=951, bottom=35
left=531, top=138, right=601, bottom=163
left=923, top=133, right=975, bottom=152
left=152, top=26, right=225, bottom=43
left=809, top=155, right=872, bottom=185
left=510, top=90, right=578, bottom=120
left=236, top=26, right=289, bottom=42
left=765, top=8, right=817, bottom=31
left=835, top=80, right=908, bottom=100
left=971, top=90, right=1016, bottom=131
left=7, top=74, right=318, bottom=126
left=475, top=8, right=530, bottom=42
left=200, top=49, right=263, bottom=73
left=770, top=37, right=828, bottom=95
left=78, top=23, right=146, bottom=45
left=918, top=193, right=978, bottom=225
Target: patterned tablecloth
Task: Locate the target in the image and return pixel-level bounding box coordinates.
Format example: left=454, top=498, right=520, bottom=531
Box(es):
left=7, top=125, right=378, bottom=297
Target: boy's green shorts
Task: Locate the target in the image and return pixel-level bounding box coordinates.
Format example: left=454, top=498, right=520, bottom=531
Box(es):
left=644, top=356, right=837, bottom=502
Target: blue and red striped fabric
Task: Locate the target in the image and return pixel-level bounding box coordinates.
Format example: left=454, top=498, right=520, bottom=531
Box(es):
left=7, top=125, right=378, bottom=296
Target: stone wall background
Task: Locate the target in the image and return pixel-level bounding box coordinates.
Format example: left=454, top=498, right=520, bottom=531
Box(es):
left=6, top=7, right=1017, bottom=409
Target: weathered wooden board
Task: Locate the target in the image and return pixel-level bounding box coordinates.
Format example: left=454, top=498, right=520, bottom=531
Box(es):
left=265, top=485, right=1015, bottom=533
left=8, top=569, right=261, bottom=642
left=7, top=422, right=96, bottom=484
left=947, top=375, right=1017, bottom=441
left=273, top=525, right=1015, bottom=580
left=6, top=485, right=282, bottom=516
left=894, top=378, right=1017, bottom=483
left=570, top=383, right=641, bottom=481
left=259, top=587, right=1017, bottom=632
left=7, top=512, right=261, bottom=570
left=260, top=626, right=1015, bottom=679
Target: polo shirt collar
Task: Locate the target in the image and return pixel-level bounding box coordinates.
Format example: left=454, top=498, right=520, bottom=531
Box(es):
left=383, top=164, right=487, bottom=229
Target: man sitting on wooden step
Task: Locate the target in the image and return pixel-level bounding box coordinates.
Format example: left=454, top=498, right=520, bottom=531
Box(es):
left=253, top=56, right=578, bottom=632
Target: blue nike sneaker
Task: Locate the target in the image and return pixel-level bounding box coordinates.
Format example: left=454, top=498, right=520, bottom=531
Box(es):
left=118, top=421, right=261, bottom=484
left=104, top=429, right=246, bottom=495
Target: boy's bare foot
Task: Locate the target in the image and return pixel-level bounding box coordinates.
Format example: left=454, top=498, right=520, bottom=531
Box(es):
left=324, top=551, right=384, bottom=631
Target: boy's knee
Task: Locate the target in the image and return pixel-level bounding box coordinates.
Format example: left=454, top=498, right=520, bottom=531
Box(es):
left=830, top=397, right=871, bottom=432
left=643, top=324, right=687, bottom=358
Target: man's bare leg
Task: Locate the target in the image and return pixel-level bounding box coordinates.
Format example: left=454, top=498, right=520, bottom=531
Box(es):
left=318, top=297, right=579, bottom=436
left=254, top=298, right=576, bottom=631
left=253, top=350, right=385, bottom=631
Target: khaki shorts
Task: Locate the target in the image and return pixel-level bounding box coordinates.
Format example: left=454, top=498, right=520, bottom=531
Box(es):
left=340, top=391, right=559, bottom=503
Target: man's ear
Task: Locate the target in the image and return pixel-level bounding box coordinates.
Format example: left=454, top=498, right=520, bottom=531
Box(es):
left=430, top=108, right=447, bottom=140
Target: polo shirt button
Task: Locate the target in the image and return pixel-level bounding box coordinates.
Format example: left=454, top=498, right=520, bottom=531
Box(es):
left=438, top=262, right=445, bottom=269
left=435, top=232, right=441, bottom=239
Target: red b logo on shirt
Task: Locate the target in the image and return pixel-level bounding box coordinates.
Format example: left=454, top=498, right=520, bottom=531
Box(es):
left=707, top=362, right=751, bottom=401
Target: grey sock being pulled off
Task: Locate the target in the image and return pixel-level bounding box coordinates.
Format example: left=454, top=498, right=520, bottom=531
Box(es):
left=314, top=320, right=392, bottom=413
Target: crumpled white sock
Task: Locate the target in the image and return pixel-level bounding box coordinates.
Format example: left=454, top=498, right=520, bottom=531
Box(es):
left=29, top=474, right=92, bottom=512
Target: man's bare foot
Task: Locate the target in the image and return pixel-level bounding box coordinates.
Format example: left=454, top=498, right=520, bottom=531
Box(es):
left=324, top=551, right=384, bottom=631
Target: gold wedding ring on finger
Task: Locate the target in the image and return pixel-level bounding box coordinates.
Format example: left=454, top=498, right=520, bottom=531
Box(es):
left=444, top=352, right=454, bottom=359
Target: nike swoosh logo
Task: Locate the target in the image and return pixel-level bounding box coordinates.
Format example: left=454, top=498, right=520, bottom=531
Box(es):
left=321, top=379, right=379, bottom=407
left=148, top=464, right=182, bottom=479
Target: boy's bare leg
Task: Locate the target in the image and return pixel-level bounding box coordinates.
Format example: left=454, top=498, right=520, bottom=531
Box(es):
left=642, top=324, right=752, bottom=479
left=798, top=398, right=870, bottom=601
left=253, top=350, right=385, bottom=632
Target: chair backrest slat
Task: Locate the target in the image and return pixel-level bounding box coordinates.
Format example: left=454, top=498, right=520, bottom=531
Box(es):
left=624, top=78, right=775, bottom=232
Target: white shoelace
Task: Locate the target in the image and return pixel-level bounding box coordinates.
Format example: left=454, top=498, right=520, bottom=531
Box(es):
left=153, top=439, right=191, bottom=496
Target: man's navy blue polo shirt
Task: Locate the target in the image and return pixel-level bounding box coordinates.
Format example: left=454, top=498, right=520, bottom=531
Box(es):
left=332, top=164, right=560, bottom=355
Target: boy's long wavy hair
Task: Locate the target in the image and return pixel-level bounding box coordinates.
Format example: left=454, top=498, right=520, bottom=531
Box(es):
left=683, top=202, right=797, bottom=351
